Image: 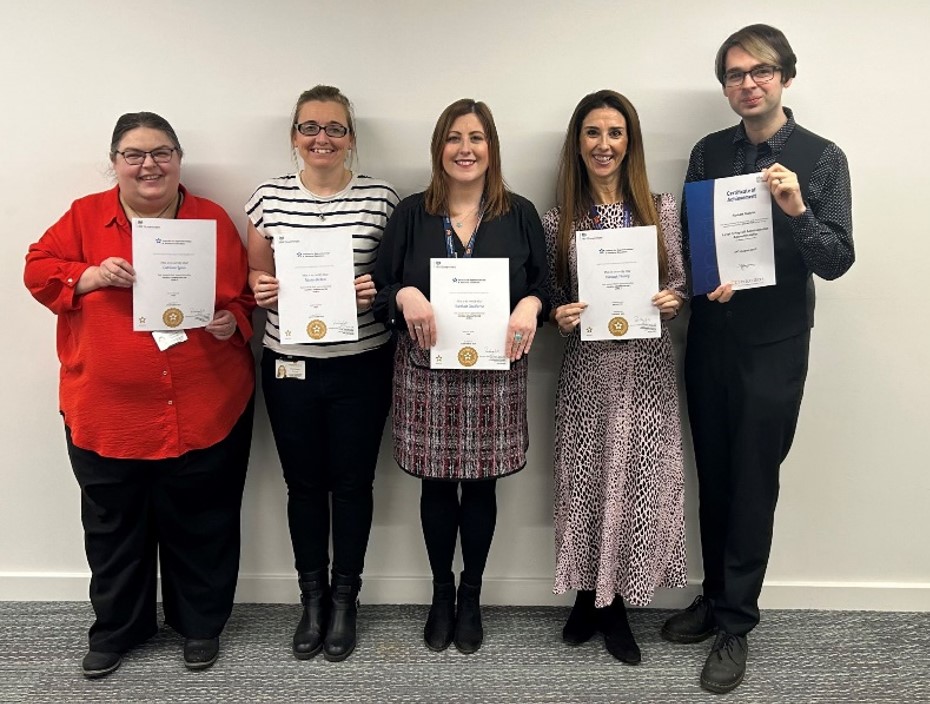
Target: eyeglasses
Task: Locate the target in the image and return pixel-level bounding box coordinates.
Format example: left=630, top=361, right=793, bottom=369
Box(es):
left=724, top=65, right=781, bottom=87
left=294, top=121, right=349, bottom=138
left=115, top=148, right=178, bottom=165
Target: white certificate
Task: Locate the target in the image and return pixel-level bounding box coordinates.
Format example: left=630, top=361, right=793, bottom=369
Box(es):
left=684, top=173, right=776, bottom=295
left=576, top=226, right=660, bottom=341
left=430, top=258, right=510, bottom=370
left=275, top=231, right=358, bottom=344
left=132, top=218, right=216, bottom=331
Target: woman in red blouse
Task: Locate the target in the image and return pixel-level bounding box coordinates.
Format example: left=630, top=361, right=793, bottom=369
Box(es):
left=24, top=112, right=255, bottom=679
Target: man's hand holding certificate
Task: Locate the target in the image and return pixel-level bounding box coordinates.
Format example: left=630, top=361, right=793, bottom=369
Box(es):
left=430, top=258, right=510, bottom=370
left=684, top=172, right=776, bottom=296
left=275, top=231, right=358, bottom=344
left=132, top=218, right=216, bottom=331
left=575, top=226, right=660, bottom=341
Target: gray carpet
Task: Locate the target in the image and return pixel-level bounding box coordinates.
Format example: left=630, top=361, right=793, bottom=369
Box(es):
left=1, top=602, right=927, bottom=703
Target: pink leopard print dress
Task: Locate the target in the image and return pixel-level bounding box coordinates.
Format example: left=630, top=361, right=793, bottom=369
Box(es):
left=543, top=194, right=688, bottom=608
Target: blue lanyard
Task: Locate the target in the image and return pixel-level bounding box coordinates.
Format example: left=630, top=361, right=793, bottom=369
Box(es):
left=443, top=199, right=486, bottom=258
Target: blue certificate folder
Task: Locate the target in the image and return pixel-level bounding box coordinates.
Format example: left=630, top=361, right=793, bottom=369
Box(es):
left=684, top=179, right=720, bottom=296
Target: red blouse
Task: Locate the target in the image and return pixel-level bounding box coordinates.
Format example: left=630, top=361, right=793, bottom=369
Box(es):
left=24, top=186, right=255, bottom=459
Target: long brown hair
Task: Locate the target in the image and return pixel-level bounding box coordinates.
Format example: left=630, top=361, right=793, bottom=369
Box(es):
left=424, top=99, right=510, bottom=220
left=554, top=90, right=667, bottom=287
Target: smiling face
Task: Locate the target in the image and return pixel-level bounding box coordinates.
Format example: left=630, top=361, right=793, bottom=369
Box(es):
left=723, top=45, right=790, bottom=124
left=578, top=107, right=628, bottom=191
left=441, top=113, right=489, bottom=188
left=112, top=127, right=181, bottom=213
left=292, top=100, right=354, bottom=174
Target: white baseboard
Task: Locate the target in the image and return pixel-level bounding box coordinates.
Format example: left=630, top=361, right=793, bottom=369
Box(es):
left=1, top=573, right=928, bottom=612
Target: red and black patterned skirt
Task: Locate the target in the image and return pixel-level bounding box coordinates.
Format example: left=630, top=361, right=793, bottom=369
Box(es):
left=391, top=333, right=529, bottom=480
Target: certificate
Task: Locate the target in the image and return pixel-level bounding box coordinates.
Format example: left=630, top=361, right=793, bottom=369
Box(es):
left=684, top=173, right=776, bottom=295
left=275, top=231, right=358, bottom=344
left=132, top=218, right=216, bottom=331
left=576, top=226, right=660, bottom=341
left=430, top=258, right=510, bottom=370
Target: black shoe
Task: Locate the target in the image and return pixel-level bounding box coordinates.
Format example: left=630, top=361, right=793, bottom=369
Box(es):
left=294, top=569, right=329, bottom=660
left=424, top=580, right=456, bottom=652
left=82, top=650, right=121, bottom=679
left=700, top=632, right=748, bottom=694
left=183, top=637, right=219, bottom=670
left=661, top=595, right=716, bottom=643
left=453, top=578, right=483, bottom=654
left=602, top=597, right=641, bottom=665
left=323, top=572, right=360, bottom=662
left=562, top=590, right=597, bottom=645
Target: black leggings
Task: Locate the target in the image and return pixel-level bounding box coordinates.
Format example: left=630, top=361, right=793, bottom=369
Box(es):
left=420, top=478, right=498, bottom=586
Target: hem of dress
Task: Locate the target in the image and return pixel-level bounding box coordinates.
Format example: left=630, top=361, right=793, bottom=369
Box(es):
left=395, top=459, right=527, bottom=482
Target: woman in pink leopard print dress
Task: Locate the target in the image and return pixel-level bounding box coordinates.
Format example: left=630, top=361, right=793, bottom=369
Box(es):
left=543, top=90, right=688, bottom=665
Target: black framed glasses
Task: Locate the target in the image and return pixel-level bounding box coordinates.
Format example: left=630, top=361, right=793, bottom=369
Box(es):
left=294, top=121, right=349, bottom=138
left=724, top=65, right=781, bottom=87
left=115, top=148, right=177, bottom=165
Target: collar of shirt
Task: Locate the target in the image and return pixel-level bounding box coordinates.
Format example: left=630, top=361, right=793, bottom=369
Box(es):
left=732, top=107, right=797, bottom=160
left=102, top=183, right=193, bottom=230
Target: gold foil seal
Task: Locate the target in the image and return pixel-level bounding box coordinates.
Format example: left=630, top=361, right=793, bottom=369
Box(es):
left=162, top=308, right=184, bottom=328
left=307, top=320, right=327, bottom=340
left=608, top=316, right=629, bottom=337
left=457, top=346, right=478, bottom=367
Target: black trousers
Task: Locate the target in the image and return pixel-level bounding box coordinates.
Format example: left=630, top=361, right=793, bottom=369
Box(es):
left=420, top=479, right=498, bottom=586
left=67, top=398, right=254, bottom=652
left=685, top=328, right=809, bottom=635
left=261, top=345, right=392, bottom=576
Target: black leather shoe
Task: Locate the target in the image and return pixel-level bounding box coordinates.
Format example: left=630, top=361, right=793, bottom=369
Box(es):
left=700, top=632, right=748, bottom=694
left=323, top=572, right=360, bottom=662
left=602, top=597, right=641, bottom=665
left=294, top=569, right=329, bottom=660
left=424, top=580, right=456, bottom=651
left=453, top=579, right=483, bottom=654
left=82, top=650, right=121, bottom=679
left=183, top=637, right=219, bottom=670
left=661, top=595, right=716, bottom=643
left=562, top=590, right=597, bottom=645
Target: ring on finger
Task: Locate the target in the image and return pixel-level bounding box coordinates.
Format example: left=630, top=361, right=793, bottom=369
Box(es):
left=514, top=332, right=523, bottom=343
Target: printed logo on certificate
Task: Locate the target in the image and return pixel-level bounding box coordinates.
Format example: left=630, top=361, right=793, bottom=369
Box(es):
left=430, top=258, right=510, bottom=370
left=275, top=231, right=359, bottom=344
left=575, top=226, right=660, bottom=341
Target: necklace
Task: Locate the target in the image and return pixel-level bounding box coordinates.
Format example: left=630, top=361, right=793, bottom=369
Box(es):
left=121, top=192, right=180, bottom=220
left=301, top=169, right=351, bottom=220
left=449, top=205, right=479, bottom=228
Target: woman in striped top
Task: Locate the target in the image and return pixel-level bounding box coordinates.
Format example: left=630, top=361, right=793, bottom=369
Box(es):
left=246, top=85, right=398, bottom=663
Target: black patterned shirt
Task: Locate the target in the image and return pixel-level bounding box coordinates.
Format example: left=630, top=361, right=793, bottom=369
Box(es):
left=683, top=107, right=854, bottom=281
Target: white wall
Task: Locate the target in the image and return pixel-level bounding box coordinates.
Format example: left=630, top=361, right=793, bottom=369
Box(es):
left=2, top=1, right=928, bottom=611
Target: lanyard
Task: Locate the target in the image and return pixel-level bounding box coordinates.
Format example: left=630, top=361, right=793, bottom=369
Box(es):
left=443, top=199, right=486, bottom=258
left=588, top=202, right=633, bottom=230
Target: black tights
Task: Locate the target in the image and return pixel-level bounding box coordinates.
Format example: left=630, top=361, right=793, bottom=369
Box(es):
left=420, top=479, right=498, bottom=586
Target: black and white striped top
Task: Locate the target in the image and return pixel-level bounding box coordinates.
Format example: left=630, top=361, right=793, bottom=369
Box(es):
left=245, top=173, right=399, bottom=358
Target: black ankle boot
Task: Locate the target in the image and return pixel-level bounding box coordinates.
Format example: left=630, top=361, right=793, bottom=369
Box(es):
left=293, top=569, right=328, bottom=660
left=563, top=590, right=598, bottom=645
left=424, top=580, right=456, bottom=651
left=323, top=571, right=360, bottom=662
left=602, top=596, right=641, bottom=665
left=454, top=578, right=483, bottom=654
